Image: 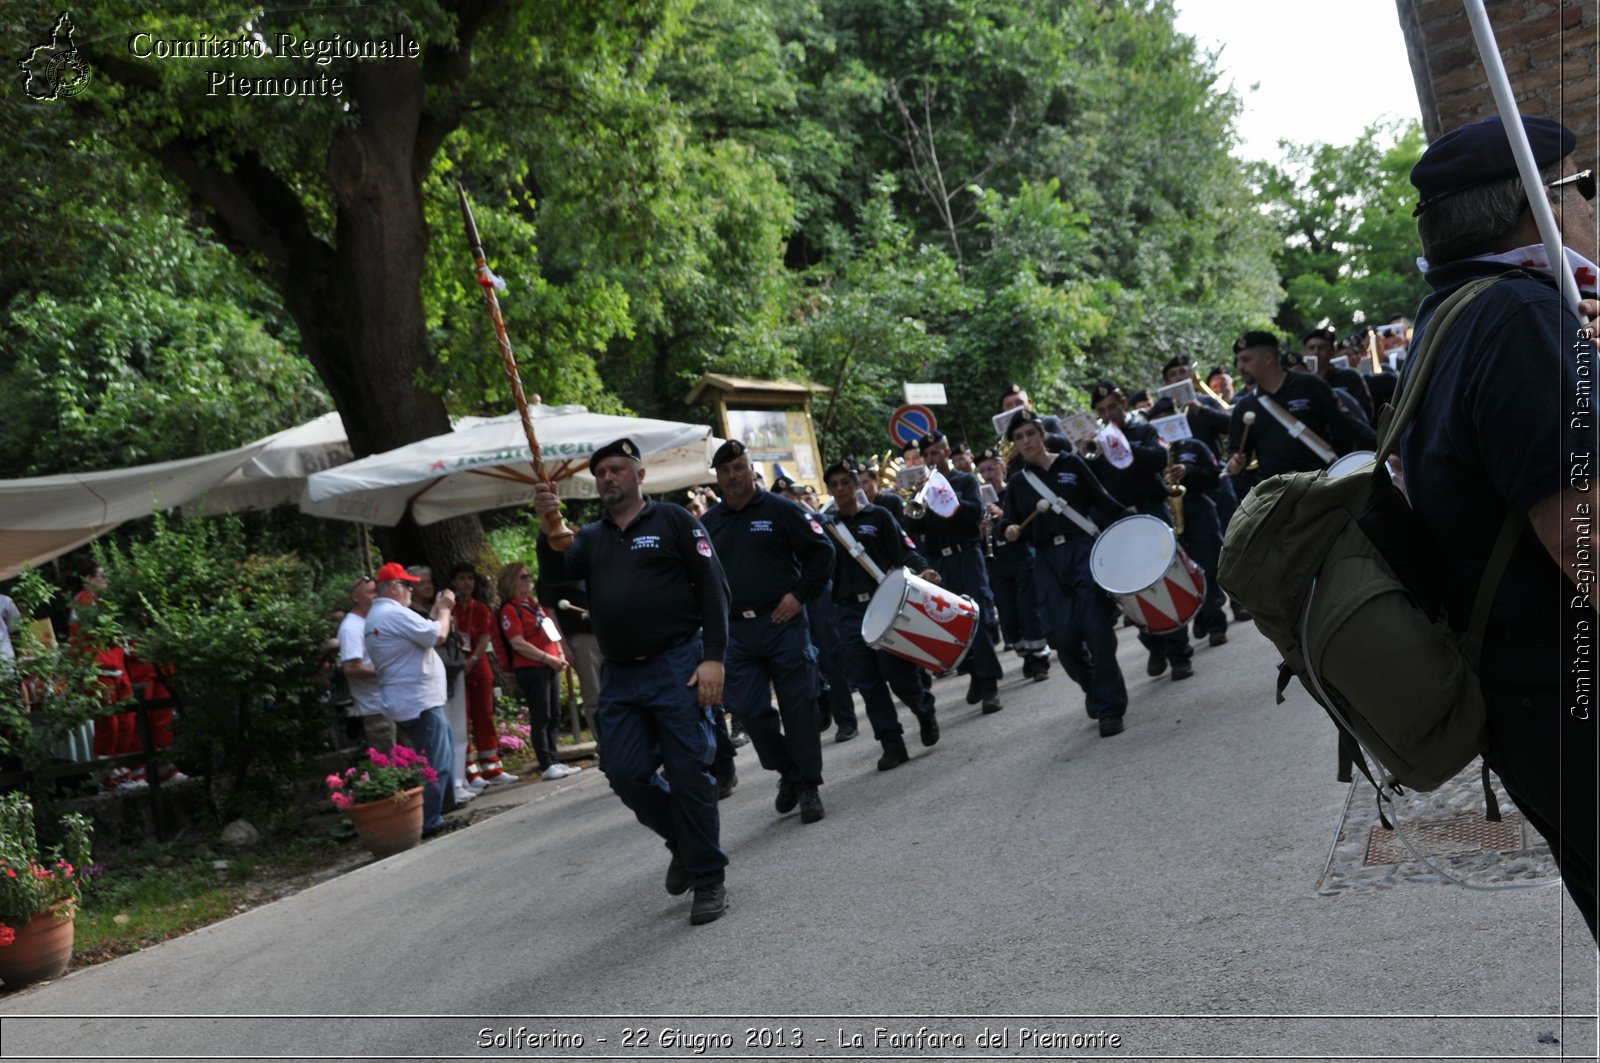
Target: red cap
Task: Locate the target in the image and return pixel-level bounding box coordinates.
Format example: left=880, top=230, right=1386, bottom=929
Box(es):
left=374, top=562, right=420, bottom=583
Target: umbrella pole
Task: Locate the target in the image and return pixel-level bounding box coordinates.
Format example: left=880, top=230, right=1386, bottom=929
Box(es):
left=358, top=523, right=374, bottom=575
left=457, top=183, right=578, bottom=550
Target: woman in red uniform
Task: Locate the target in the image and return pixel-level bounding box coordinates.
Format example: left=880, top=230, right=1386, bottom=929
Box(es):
left=494, top=562, right=581, bottom=782
left=70, top=561, right=137, bottom=791
left=449, top=563, right=505, bottom=787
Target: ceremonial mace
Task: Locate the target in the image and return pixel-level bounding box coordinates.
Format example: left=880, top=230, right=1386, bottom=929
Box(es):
left=457, top=183, right=576, bottom=550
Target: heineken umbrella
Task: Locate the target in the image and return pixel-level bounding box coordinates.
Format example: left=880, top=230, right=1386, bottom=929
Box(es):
left=301, top=406, right=716, bottom=526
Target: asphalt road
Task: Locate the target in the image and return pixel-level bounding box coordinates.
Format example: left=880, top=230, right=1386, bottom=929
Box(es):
left=1, top=617, right=1594, bottom=1062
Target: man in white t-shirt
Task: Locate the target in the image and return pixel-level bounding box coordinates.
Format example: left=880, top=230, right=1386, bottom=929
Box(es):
left=364, top=562, right=457, bottom=835
left=337, top=577, right=392, bottom=752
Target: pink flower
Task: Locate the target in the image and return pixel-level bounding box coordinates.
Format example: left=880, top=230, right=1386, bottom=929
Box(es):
left=359, top=772, right=370, bottom=783
left=420, top=766, right=438, bottom=783
left=0, top=925, right=14, bottom=948
left=499, top=735, right=525, bottom=752
left=326, top=774, right=345, bottom=789
left=368, top=751, right=391, bottom=768
left=330, top=792, right=355, bottom=810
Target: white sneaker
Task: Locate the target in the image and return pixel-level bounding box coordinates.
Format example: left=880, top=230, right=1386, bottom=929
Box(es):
left=540, top=765, right=569, bottom=781
left=557, top=764, right=583, bottom=777
left=453, top=787, right=477, bottom=804
left=481, top=770, right=518, bottom=785
left=466, top=777, right=490, bottom=792
left=118, top=776, right=149, bottom=791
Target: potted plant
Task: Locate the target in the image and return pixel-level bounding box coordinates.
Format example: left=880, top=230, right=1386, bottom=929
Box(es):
left=327, top=746, right=436, bottom=858
left=0, top=794, right=92, bottom=990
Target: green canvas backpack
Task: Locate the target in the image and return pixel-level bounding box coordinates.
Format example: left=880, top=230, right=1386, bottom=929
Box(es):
left=1218, top=274, right=1524, bottom=818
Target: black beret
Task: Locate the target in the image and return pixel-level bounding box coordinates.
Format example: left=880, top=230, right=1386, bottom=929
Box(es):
left=1090, top=380, right=1121, bottom=404
left=1148, top=396, right=1177, bottom=418
left=592, top=437, right=641, bottom=465
left=998, top=382, right=1026, bottom=406
left=1003, top=407, right=1040, bottom=440
left=1280, top=348, right=1304, bottom=368
left=899, top=441, right=921, bottom=456
left=918, top=430, right=946, bottom=449
left=1128, top=388, right=1149, bottom=405
left=1162, top=354, right=1191, bottom=375
left=823, top=460, right=859, bottom=483
left=1303, top=327, right=1337, bottom=344
left=1233, top=330, right=1280, bottom=354
left=1411, top=114, right=1575, bottom=216
left=771, top=476, right=797, bottom=493
left=710, top=439, right=746, bottom=468
left=973, top=447, right=1001, bottom=464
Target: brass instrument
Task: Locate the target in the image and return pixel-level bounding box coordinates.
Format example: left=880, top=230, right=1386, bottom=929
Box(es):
left=1193, top=370, right=1231, bottom=410
left=1164, top=454, right=1188, bottom=537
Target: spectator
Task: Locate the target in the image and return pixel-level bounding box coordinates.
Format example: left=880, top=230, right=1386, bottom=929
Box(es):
left=70, top=561, right=139, bottom=792
left=337, top=576, right=394, bottom=753
left=409, top=564, right=474, bottom=807
left=364, top=562, right=458, bottom=836
left=495, top=561, right=581, bottom=782
left=448, top=563, right=505, bottom=789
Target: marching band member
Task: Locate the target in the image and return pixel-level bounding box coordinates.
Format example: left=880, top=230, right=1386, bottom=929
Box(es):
left=821, top=459, right=943, bottom=771
left=1302, top=327, right=1374, bottom=422
left=1225, top=331, right=1376, bottom=480
left=1001, top=410, right=1132, bottom=735
left=1088, top=380, right=1197, bottom=682
left=1164, top=437, right=1229, bottom=646
left=701, top=441, right=835, bottom=825
left=904, top=431, right=1004, bottom=714
left=976, top=448, right=1051, bottom=680
left=859, top=457, right=905, bottom=522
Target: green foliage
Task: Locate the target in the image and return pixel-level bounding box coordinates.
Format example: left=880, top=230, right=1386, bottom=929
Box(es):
left=1257, top=120, right=1431, bottom=340
left=94, top=514, right=330, bottom=824
left=0, top=792, right=93, bottom=931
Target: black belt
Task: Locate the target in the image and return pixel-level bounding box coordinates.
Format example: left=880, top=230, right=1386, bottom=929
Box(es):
left=853, top=592, right=872, bottom=604
left=737, top=609, right=760, bottom=620
left=936, top=543, right=973, bottom=557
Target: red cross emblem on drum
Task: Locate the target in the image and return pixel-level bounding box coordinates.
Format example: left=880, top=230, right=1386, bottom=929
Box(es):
left=1089, top=514, right=1205, bottom=634
left=860, top=569, right=979, bottom=672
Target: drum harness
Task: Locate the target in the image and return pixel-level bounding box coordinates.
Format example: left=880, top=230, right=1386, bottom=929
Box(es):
left=822, top=517, right=887, bottom=586
left=1018, top=469, right=1100, bottom=540
left=1252, top=394, right=1337, bottom=465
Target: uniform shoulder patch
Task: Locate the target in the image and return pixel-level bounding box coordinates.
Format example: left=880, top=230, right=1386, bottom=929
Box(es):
left=696, top=538, right=714, bottom=558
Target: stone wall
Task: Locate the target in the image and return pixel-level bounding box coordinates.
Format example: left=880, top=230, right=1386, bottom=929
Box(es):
left=1397, top=0, right=1596, bottom=161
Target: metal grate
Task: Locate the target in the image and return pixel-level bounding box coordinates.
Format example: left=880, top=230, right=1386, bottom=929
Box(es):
left=1366, top=812, right=1527, bottom=865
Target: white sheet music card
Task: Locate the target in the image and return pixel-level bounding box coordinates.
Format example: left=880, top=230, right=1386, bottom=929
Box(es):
left=1062, top=412, right=1099, bottom=445
left=1330, top=354, right=1350, bottom=370
left=539, top=616, right=563, bottom=642
left=1157, top=379, right=1197, bottom=408
left=1150, top=413, right=1192, bottom=444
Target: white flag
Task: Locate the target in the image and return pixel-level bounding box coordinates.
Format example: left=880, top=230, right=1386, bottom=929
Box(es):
left=921, top=469, right=961, bottom=518
left=1097, top=422, right=1135, bottom=469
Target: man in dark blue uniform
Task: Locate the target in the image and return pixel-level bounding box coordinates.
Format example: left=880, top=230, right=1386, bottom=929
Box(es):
left=701, top=440, right=836, bottom=825
left=533, top=438, right=731, bottom=925
left=1402, top=114, right=1598, bottom=937
left=1089, top=380, right=1197, bottom=681
left=1165, top=436, right=1228, bottom=647
left=821, top=459, right=943, bottom=770
left=1001, top=410, right=1133, bottom=734
left=905, top=430, right=1005, bottom=714
left=977, top=447, right=1051, bottom=679
left=1225, top=333, right=1376, bottom=480
left=1302, top=328, right=1374, bottom=422
left=860, top=457, right=905, bottom=523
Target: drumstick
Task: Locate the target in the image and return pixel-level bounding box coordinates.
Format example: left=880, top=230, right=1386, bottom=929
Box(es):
left=557, top=598, right=590, bottom=619
left=1008, top=499, right=1051, bottom=539
left=1232, top=411, right=1257, bottom=467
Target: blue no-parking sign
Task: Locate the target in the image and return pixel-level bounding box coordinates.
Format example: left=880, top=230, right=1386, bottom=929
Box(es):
left=889, top=405, right=937, bottom=448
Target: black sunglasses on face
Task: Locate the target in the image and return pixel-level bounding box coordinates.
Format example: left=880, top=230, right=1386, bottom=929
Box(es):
left=1548, top=169, right=1596, bottom=202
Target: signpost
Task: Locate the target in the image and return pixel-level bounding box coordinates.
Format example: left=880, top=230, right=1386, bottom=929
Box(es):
left=889, top=404, right=937, bottom=448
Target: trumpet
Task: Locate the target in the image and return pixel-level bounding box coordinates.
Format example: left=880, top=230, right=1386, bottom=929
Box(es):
left=1193, top=370, right=1231, bottom=410
left=1076, top=437, right=1102, bottom=461
left=1164, top=457, right=1187, bottom=537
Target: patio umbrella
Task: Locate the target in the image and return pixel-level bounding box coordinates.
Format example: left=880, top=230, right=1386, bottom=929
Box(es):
left=301, top=407, right=717, bottom=526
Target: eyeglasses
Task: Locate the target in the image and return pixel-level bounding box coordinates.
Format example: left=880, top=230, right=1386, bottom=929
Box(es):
left=1548, top=169, right=1596, bottom=202
left=517, top=573, right=533, bottom=582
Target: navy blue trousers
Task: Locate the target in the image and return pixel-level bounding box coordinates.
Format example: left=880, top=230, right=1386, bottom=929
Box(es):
left=1035, top=540, right=1128, bottom=719
left=988, top=548, right=1048, bottom=649
left=1176, top=491, right=1228, bottom=638
left=596, top=639, right=727, bottom=886
left=833, top=599, right=934, bottom=753
left=807, top=589, right=859, bottom=731
left=726, top=613, right=823, bottom=786
left=1132, top=501, right=1193, bottom=663
left=927, top=544, right=1002, bottom=688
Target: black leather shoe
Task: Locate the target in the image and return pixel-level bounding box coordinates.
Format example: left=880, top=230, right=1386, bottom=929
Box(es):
left=1145, top=650, right=1168, bottom=677
left=877, top=747, right=911, bottom=771
left=1171, top=661, right=1195, bottom=681
left=775, top=777, right=801, bottom=814
left=981, top=694, right=1002, bottom=715
left=717, top=766, right=738, bottom=800
left=1030, top=655, right=1050, bottom=682
left=965, top=674, right=981, bottom=705
left=834, top=726, right=858, bottom=743
left=799, top=786, right=824, bottom=824
left=1209, top=631, right=1227, bottom=647
left=689, top=883, right=727, bottom=925
left=665, top=853, right=691, bottom=896
left=1098, top=715, right=1125, bottom=738
left=918, top=711, right=940, bottom=747
left=1232, top=606, right=1253, bottom=623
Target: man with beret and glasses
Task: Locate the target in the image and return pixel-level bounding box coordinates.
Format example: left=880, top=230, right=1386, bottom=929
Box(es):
left=1400, top=114, right=1599, bottom=938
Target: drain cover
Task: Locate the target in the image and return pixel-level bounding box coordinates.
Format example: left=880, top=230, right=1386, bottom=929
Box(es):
left=1366, top=812, right=1527, bottom=865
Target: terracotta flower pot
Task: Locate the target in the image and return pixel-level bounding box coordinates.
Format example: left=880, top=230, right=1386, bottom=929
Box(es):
left=346, top=785, right=424, bottom=858
left=0, top=905, right=75, bottom=990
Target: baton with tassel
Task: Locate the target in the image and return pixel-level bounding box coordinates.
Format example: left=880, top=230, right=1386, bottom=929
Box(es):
left=457, top=183, right=576, bottom=550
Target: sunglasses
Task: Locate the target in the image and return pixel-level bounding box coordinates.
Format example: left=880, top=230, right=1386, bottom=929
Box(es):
left=1548, top=169, right=1596, bottom=202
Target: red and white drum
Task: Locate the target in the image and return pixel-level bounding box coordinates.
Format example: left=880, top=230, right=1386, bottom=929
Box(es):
left=1326, top=450, right=1377, bottom=479
left=861, top=567, right=979, bottom=672
left=1089, top=514, right=1206, bottom=634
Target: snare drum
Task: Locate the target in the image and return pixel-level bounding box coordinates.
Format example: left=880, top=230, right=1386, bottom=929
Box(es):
left=1089, top=514, right=1206, bottom=634
left=861, top=568, right=979, bottom=672
left=1325, top=450, right=1377, bottom=479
